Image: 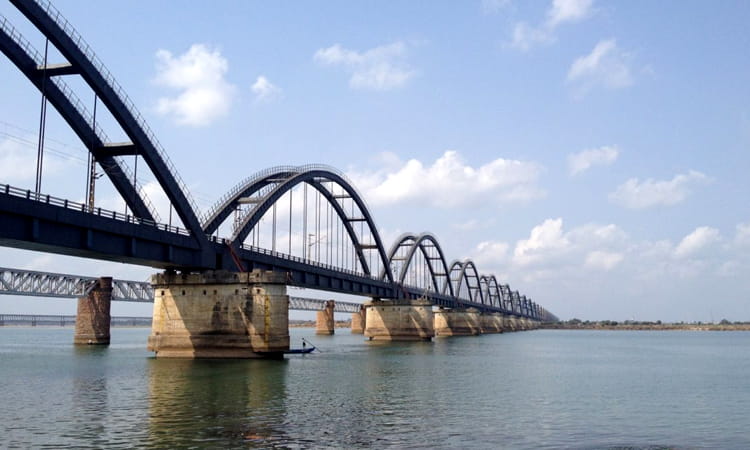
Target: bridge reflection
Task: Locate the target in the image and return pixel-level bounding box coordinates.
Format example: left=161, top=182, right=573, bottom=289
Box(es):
left=147, top=358, right=289, bottom=446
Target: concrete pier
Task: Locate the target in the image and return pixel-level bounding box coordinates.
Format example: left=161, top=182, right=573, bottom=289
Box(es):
left=316, top=300, right=335, bottom=335
left=434, top=307, right=482, bottom=336
left=480, top=313, right=504, bottom=334
left=364, top=298, right=434, bottom=341
left=147, top=270, right=289, bottom=358
left=73, top=277, right=112, bottom=345
left=351, top=305, right=366, bottom=334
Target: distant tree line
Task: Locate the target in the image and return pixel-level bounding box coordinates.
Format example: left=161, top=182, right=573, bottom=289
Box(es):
left=551, top=318, right=750, bottom=328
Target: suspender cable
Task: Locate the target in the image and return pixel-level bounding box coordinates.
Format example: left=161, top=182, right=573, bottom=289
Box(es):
left=302, top=183, right=307, bottom=259
left=326, top=190, right=330, bottom=265
left=316, top=191, right=320, bottom=261
left=272, top=202, right=277, bottom=252
left=87, top=95, right=98, bottom=210
left=132, top=147, right=138, bottom=218
left=288, top=187, right=293, bottom=255
left=35, top=39, right=50, bottom=196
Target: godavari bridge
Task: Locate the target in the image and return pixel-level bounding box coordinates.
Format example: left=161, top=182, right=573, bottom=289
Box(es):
left=0, top=0, right=557, bottom=356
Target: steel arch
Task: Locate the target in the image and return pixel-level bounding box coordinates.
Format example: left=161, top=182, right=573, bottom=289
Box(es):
left=444, top=261, right=463, bottom=297
left=230, top=169, right=394, bottom=282
left=480, top=275, right=502, bottom=308
left=202, top=166, right=301, bottom=233
left=0, top=15, right=155, bottom=221
left=511, top=291, right=521, bottom=314
left=454, top=260, right=484, bottom=304
left=499, top=284, right=512, bottom=311
left=8, top=0, right=206, bottom=245
left=381, top=233, right=455, bottom=296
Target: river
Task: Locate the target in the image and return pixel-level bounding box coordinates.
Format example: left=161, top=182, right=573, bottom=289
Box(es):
left=1, top=328, right=748, bottom=449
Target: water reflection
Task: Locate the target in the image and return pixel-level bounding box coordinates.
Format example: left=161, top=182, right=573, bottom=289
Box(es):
left=147, top=358, right=289, bottom=447
left=71, top=345, right=110, bottom=446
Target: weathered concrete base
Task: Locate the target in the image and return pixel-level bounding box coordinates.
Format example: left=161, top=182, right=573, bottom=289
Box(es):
left=503, top=316, right=517, bottom=332
left=480, top=313, right=504, bottom=334
left=316, top=300, right=335, bottom=335
left=434, top=308, right=482, bottom=336
left=364, top=299, right=434, bottom=341
left=147, top=270, right=289, bottom=358
left=351, top=306, right=366, bottom=334
left=74, top=277, right=112, bottom=345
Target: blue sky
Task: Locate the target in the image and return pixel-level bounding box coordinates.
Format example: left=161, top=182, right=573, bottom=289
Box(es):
left=0, top=0, right=748, bottom=321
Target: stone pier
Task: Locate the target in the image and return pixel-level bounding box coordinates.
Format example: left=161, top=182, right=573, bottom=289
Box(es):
left=351, top=305, right=366, bottom=334
left=73, top=277, right=112, bottom=345
left=364, top=298, right=434, bottom=341
left=434, top=307, right=482, bottom=336
left=480, top=313, right=504, bottom=334
left=316, top=300, right=335, bottom=335
left=147, top=270, right=289, bottom=358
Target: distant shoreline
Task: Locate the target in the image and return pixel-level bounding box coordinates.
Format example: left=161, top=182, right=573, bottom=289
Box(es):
left=542, top=323, right=750, bottom=331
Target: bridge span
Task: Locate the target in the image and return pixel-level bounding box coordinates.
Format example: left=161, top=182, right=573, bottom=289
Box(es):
left=0, top=0, right=557, bottom=357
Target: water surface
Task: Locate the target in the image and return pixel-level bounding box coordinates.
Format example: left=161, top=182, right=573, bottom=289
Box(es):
left=1, top=328, right=748, bottom=448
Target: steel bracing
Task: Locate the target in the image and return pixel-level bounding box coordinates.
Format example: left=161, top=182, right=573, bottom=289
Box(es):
left=0, top=266, right=152, bottom=302
left=0, top=267, right=363, bottom=313
left=0, top=1, right=557, bottom=322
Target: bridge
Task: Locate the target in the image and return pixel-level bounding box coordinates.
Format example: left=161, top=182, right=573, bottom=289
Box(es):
left=0, top=0, right=557, bottom=357
left=0, top=266, right=364, bottom=313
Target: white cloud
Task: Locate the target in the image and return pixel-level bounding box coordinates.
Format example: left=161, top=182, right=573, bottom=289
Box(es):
left=154, top=44, right=235, bottom=126
left=0, top=136, right=75, bottom=184
left=674, top=226, right=720, bottom=259
left=453, top=218, right=496, bottom=231
left=513, top=218, right=570, bottom=267
left=481, top=0, right=511, bottom=14
left=509, top=22, right=554, bottom=51
left=251, top=76, right=282, bottom=102
left=547, top=0, right=594, bottom=27
left=584, top=250, right=623, bottom=270
left=0, top=137, right=40, bottom=183
left=508, top=0, right=594, bottom=51
left=567, top=39, right=633, bottom=95
left=609, top=170, right=708, bottom=209
left=348, top=150, right=544, bottom=208
left=735, top=222, right=750, bottom=246
left=473, top=240, right=510, bottom=266
left=568, top=145, right=619, bottom=175
left=314, top=42, right=415, bottom=90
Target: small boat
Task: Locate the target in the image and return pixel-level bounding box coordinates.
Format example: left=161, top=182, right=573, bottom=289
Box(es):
left=284, top=338, right=316, bottom=354
left=285, top=346, right=315, bottom=354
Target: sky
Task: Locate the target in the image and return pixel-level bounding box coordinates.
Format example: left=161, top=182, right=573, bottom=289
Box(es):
left=0, top=0, right=748, bottom=322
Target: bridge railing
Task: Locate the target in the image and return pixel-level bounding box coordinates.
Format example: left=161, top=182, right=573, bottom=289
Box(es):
left=0, top=183, right=190, bottom=236
left=202, top=165, right=300, bottom=225
left=31, top=0, right=201, bottom=220
left=238, top=241, right=383, bottom=281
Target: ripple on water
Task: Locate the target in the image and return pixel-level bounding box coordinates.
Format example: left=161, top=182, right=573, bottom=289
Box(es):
left=2, top=329, right=750, bottom=448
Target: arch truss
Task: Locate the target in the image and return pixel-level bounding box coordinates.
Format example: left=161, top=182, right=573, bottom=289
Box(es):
left=1, top=0, right=206, bottom=247
left=380, top=233, right=454, bottom=296
left=204, top=165, right=394, bottom=282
